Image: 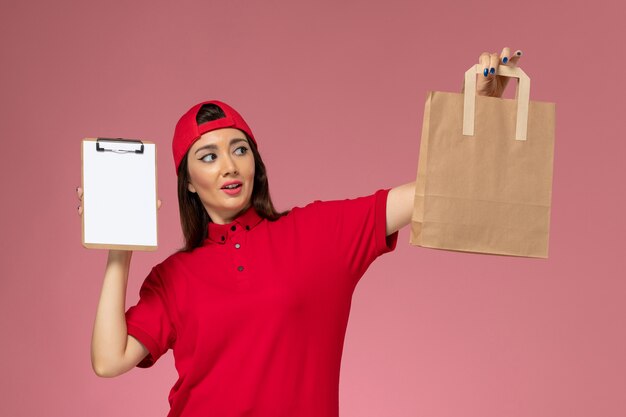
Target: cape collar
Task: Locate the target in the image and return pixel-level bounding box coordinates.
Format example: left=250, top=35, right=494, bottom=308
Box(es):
left=205, top=204, right=263, bottom=245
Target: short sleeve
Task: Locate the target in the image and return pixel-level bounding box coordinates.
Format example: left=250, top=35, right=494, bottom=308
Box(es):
left=125, top=266, right=176, bottom=368
left=303, top=188, right=399, bottom=282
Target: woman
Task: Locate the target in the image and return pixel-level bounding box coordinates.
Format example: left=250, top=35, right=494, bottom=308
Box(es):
left=79, top=47, right=522, bottom=417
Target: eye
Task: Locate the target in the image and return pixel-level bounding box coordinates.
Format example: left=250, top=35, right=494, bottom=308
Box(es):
left=235, top=146, right=248, bottom=155
left=200, top=153, right=216, bottom=162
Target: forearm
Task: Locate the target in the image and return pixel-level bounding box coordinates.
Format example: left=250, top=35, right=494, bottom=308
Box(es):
left=386, top=181, right=416, bottom=235
left=91, top=250, right=132, bottom=376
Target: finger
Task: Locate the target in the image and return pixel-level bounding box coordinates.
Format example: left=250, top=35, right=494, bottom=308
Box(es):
left=157, top=199, right=162, bottom=209
left=507, top=49, right=523, bottom=67
left=489, top=52, right=499, bottom=77
left=78, top=205, right=83, bottom=216
left=479, top=52, right=490, bottom=77
left=500, top=46, right=511, bottom=64
left=77, top=186, right=83, bottom=200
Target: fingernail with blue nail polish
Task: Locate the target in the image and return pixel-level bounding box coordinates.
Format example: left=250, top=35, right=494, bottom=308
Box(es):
left=490, top=67, right=495, bottom=74
left=502, top=57, right=508, bottom=63
left=483, top=68, right=488, bottom=77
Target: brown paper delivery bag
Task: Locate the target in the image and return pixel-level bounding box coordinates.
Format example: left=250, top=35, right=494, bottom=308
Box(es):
left=410, top=65, right=555, bottom=258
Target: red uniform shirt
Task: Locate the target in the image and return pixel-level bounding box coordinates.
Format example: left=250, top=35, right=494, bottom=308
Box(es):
left=125, top=188, right=399, bottom=416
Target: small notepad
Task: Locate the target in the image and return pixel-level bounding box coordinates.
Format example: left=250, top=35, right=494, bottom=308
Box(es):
left=81, top=138, right=158, bottom=250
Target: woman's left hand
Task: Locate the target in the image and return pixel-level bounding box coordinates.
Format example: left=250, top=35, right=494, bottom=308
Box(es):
left=476, top=46, right=523, bottom=98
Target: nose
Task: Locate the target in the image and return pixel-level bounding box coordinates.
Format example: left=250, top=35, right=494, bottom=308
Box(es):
left=220, top=153, right=238, bottom=176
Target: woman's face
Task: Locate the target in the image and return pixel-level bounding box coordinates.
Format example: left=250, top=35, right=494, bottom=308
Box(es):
left=186, top=128, right=255, bottom=224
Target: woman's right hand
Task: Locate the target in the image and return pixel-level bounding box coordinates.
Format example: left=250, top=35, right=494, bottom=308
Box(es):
left=77, top=186, right=84, bottom=216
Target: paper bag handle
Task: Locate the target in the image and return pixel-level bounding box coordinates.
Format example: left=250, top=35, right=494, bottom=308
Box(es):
left=463, top=64, right=531, bottom=141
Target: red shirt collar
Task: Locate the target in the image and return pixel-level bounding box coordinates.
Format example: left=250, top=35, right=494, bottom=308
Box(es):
left=205, top=204, right=263, bottom=245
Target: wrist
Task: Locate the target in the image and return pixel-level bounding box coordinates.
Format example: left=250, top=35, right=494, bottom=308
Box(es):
left=107, top=250, right=133, bottom=265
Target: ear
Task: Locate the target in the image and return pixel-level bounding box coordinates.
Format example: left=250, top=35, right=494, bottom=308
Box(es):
left=187, top=182, right=197, bottom=193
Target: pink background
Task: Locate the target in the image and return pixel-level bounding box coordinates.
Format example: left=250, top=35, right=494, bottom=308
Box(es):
left=1, top=0, right=624, bottom=416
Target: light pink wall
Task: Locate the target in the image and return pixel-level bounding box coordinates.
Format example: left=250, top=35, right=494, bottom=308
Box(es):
left=1, top=0, right=624, bottom=416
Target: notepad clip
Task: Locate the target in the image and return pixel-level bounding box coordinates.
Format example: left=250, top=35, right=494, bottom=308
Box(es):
left=96, top=138, right=144, bottom=154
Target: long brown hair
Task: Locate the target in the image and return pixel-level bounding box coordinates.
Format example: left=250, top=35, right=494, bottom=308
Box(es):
left=176, top=103, right=290, bottom=252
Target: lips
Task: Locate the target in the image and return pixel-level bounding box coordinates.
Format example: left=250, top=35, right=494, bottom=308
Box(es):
left=221, top=181, right=243, bottom=189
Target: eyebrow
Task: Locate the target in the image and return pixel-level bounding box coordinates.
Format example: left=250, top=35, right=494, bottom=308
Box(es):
left=195, top=138, right=248, bottom=155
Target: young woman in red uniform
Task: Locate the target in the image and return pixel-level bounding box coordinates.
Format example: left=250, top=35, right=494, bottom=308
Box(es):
left=80, top=48, right=522, bottom=417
